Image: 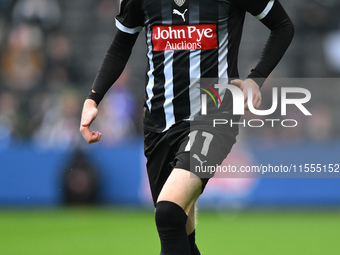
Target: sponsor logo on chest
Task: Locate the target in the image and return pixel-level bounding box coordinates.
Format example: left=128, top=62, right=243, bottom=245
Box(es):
left=152, top=24, right=217, bottom=51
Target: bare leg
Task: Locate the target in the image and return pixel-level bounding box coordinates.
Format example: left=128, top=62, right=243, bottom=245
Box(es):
left=157, top=168, right=202, bottom=211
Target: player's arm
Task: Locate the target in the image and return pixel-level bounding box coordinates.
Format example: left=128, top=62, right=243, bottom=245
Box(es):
left=80, top=30, right=139, bottom=144
left=80, top=0, right=144, bottom=143
left=247, top=0, right=294, bottom=85
left=231, top=0, right=294, bottom=109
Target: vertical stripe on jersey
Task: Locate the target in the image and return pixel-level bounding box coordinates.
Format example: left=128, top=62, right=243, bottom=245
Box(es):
left=188, top=50, right=201, bottom=118
left=145, top=26, right=155, bottom=112
left=218, top=23, right=229, bottom=80
left=172, top=51, right=190, bottom=123
left=188, top=1, right=201, bottom=118
left=146, top=0, right=171, bottom=131
left=161, top=0, right=175, bottom=131
left=163, top=50, right=175, bottom=131
left=172, top=0, right=190, bottom=124
left=150, top=50, right=166, bottom=130
left=217, top=4, right=230, bottom=104
left=198, top=0, right=219, bottom=113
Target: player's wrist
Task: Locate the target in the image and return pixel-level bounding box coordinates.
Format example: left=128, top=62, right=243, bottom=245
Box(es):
left=87, top=89, right=102, bottom=106
left=247, top=69, right=266, bottom=88
left=84, top=97, right=98, bottom=108
left=245, top=78, right=261, bottom=89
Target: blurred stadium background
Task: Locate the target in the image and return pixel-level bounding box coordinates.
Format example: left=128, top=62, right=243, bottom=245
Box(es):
left=1, top=0, right=340, bottom=254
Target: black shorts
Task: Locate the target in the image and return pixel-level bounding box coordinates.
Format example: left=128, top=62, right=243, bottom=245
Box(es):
left=144, top=119, right=237, bottom=206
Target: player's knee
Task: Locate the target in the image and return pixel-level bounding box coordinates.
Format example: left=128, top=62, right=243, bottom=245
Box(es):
left=155, top=201, right=188, bottom=230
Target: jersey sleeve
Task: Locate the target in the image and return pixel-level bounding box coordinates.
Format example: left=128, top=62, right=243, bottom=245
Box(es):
left=116, top=0, right=144, bottom=34
left=246, top=0, right=294, bottom=86
left=234, top=0, right=275, bottom=20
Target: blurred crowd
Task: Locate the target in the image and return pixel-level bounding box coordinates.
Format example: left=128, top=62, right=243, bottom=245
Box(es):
left=0, top=0, right=138, bottom=149
left=0, top=0, right=340, bottom=150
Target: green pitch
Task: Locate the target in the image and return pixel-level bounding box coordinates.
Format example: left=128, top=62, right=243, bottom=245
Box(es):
left=0, top=208, right=339, bottom=255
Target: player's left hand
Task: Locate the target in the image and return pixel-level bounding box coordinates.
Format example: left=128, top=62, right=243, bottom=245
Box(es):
left=230, top=78, right=262, bottom=110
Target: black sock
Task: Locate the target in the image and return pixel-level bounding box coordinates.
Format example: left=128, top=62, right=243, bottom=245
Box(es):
left=188, top=230, right=201, bottom=255
left=155, top=201, right=191, bottom=255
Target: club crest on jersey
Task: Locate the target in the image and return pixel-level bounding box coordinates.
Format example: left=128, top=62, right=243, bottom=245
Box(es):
left=174, top=0, right=186, bottom=7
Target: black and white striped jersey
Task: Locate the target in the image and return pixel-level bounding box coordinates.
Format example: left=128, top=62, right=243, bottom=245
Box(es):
left=116, top=0, right=276, bottom=133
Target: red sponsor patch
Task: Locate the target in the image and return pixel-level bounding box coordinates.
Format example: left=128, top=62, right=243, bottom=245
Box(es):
left=152, top=24, right=217, bottom=51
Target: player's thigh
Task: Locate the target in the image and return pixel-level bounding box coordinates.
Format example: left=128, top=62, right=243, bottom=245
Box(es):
left=157, top=168, right=202, bottom=215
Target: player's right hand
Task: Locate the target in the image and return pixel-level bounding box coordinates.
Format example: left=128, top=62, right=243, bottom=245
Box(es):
left=80, top=99, right=102, bottom=144
left=230, top=78, right=262, bottom=110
